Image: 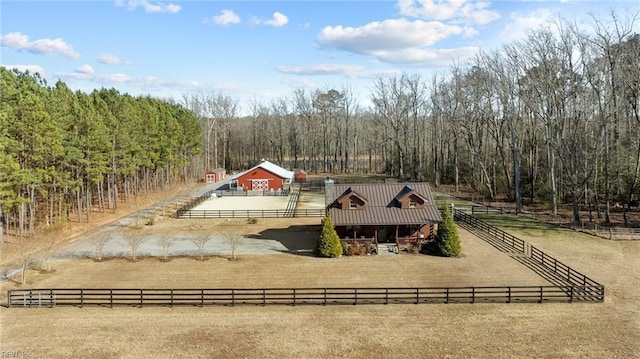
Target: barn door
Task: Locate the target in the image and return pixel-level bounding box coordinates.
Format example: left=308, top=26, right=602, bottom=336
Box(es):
left=252, top=179, right=268, bottom=190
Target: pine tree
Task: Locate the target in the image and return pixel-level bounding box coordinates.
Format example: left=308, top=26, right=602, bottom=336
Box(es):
left=423, top=207, right=461, bottom=257
left=316, top=214, right=342, bottom=258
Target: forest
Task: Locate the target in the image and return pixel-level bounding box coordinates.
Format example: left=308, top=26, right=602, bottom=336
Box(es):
left=1, top=13, right=639, bottom=242
left=180, top=14, right=639, bottom=225
left=0, top=68, right=202, bottom=242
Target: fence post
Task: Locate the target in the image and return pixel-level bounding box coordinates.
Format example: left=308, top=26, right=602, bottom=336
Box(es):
left=445, top=288, right=449, bottom=304
left=354, top=288, right=358, bottom=305
left=385, top=288, right=389, bottom=305
left=323, top=288, right=327, bottom=306
left=140, top=289, right=143, bottom=308
left=80, top=289, right=84, bottom=308
left=507, top=287, right=511, bottom=303
left=201, top=289, right=204, bottom=307
left=231, top=289, right=235, bottom=307
left=262, top=289, right=266, bottom=306
left=539, top=286, right=543, bottom=303
left=415, top=288, right=419, bottom=304
left=170, top=289, right=173, bottom=307
left=110, top=289, right=113, bottom=308
left=292, top=289, right=296, bottom=306
left=569, top=286, right=574, bottom=303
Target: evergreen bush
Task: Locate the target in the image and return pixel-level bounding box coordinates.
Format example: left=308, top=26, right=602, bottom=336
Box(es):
left=422, top=207, right=461, bottom=257
left=316, top=214, right=342, bottom=258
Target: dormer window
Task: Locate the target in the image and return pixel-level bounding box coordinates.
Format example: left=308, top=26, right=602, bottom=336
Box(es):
left=350, top=199, right=358, bottom=209
left=409, top=199, right=417, bottom=208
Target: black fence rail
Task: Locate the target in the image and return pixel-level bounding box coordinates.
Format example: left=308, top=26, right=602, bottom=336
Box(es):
left=171, top=188, right=293, bottom=218
left=453, top=209, right=604, bottom=300
left=175, top=208, right=325, bottom=219
left=466, top=204, right=640, bottom=240
left=7, top=285, right=603, bottom=308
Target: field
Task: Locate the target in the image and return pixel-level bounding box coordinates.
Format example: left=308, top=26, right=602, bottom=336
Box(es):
left=0, top=189, right=639, bottom=358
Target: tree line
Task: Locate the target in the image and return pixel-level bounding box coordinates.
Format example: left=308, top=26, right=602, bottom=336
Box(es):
left=0, top=67, right=202, bottom=243
left=183, top=13, right=638, bottom=225
left=2, top=11, right=637, bottom=243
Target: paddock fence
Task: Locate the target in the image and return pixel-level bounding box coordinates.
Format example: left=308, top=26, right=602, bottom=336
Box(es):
left=7, top=285, right=602, bottom=308
left=174, top=208, right=325, bottom=219
left=171, top=189, right=306, bottom=218
left=453, top=209, right=604, bottom=301
left=466, top=204, right=640, bottom=240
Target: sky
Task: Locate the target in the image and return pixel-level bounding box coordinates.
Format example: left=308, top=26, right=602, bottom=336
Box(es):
left=1, top=0, right=638, bottom=114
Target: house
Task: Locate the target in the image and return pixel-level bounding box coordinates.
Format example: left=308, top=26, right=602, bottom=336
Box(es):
left=325, top=181, right=442, bottom=247
left=230, top=160, right=294, bottom=191
left=204, top=168, right=226, bottom=183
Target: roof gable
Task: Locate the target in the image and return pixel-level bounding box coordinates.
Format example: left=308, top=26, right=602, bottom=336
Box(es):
left=230, top=160, right=293, bottom=180
left=335, top=187, right=368, bottom=204
left=392, top=185, right=427, bottom=207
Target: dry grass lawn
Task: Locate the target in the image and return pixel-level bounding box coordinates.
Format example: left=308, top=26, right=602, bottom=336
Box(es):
left=1, top=199, right=639, bottom=358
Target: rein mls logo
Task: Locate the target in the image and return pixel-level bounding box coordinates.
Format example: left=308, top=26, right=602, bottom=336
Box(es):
left=1, top=352, right=32, bottom=358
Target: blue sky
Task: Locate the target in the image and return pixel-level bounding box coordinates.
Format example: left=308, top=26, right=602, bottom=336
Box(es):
left=1, top=0, right=638, bottom=113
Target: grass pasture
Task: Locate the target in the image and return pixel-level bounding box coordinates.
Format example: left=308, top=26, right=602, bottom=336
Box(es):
left=1, top=199, right=639, bottom=358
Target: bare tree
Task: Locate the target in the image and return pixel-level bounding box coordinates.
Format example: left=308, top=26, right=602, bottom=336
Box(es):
left=124, top=235, right=146, bottom=261
left=90, top=233, right=111, bottom=261
left=222, top=232, right=245, bottom=260
left=191, top=234, right=212, bottom=261
left=39, top=240, right=59, bottom=272
left=14, top=244, right=36, bottom=284
left=158, top=234, right=177, bottom=262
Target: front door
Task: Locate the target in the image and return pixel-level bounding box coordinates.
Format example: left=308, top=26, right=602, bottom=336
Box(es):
left=252, top=179, right=268, bottom=190
left=378, top=226, right=387, bottom=242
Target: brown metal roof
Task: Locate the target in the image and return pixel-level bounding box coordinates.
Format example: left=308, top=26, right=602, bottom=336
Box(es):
left=328, top=183, right=442, bottom=226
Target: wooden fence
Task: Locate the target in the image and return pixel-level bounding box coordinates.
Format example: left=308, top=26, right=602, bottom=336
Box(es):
left=453, top=209, right=604, bottom=293
left=7, top=285, right=603, bottom=308
left=174, top=208, right=325, bottom=219
left=468, top=205, right=640, bottom=240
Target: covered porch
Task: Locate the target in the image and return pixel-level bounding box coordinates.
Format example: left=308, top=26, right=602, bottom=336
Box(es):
left=336, top=223, right=437, bottom=255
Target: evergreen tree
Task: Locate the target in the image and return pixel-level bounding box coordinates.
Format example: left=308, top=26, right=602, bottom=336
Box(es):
left=423, top=207, right=461, bottom=257
left=316, top=214, right=342, bottom=258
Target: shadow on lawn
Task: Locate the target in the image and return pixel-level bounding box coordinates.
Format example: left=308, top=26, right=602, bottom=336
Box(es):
left=247, top=225, right=321, bottom=257
left=475, top=214, right=562, bottom=237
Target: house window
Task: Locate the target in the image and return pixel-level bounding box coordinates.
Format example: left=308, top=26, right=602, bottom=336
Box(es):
left=350, top=199, right=358, bottom=209
left=409, top=199, right=417, bottom=208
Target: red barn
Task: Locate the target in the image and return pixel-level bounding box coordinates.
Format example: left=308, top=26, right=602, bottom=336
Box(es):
left=230, top=160, right=293, bottom=191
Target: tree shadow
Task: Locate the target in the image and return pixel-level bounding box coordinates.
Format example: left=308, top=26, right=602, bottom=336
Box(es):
left=247, top=225, right=321, bottom=257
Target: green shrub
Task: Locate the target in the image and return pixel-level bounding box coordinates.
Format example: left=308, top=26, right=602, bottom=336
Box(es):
left=248, top=218, right=258, bottom=224
left=315, top=214, right=342, bottom=258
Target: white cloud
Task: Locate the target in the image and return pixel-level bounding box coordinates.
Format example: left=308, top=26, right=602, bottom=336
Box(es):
left=276, top=64, right=364, bottom=76
left=373, top=46, right=480, bottom=67
left=397, top=0, right=500, bottom=25
left=57, top=70, right=205, bottom=92
left=260, top=12, right=289, bottom=27
left=115, top=0, right=181, bottom=14
left=97, top=53, right=129, bottom=65
left=208, top=9, right=241, bottom=25
left=3, top=64, right=45, bottom=74
left=0, top=32, right=80, bottom=58
left=281, top=78, right=317, bottom=89
left=318, top=19, right=464, bottom=54
left=499, top=9, right=555, bottom=42
left=76, top=64, right=95, bottom=74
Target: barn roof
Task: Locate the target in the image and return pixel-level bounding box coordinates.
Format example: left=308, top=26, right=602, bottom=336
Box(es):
left=230, top=160, right=294, bottom=180
left=328, top=183, right=442, bottom=226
